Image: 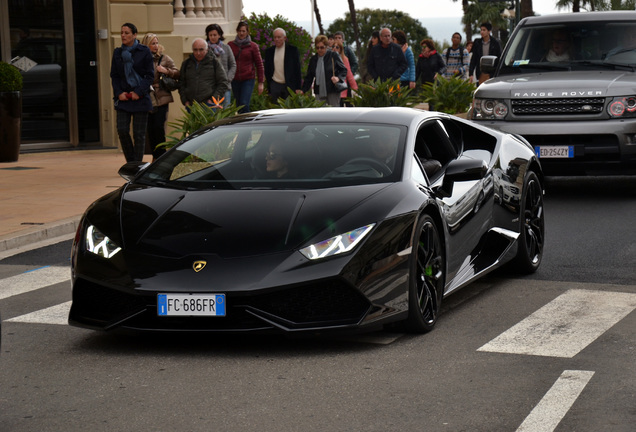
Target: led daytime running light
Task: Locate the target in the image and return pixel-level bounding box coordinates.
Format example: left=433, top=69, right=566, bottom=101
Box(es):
left=300, top=224, right=375, bottom=260
left=86, top=225, right=121, bottom=258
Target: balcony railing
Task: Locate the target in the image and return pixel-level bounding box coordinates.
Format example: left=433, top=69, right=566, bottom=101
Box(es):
left=173, top=0, right=224, bottom=18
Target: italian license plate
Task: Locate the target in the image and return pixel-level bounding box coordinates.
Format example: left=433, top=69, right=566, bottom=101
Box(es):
left=534, top=145, right=574, bottom=158
left=157, top=293, right=225, bottom=316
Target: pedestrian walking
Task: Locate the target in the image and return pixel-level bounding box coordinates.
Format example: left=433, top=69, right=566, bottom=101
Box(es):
left=228, top=21, right=264, bottom=113
left=140, top=32, right=179, bottom=161
left=110, top=22, right=154, bottom=163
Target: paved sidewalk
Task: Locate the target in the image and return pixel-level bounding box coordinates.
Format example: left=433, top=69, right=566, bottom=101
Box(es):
left=0, top=148, right=151, bottom=255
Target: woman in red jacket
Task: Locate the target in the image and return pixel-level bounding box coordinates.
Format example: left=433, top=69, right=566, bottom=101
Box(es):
left=228, top=21, right=264, bottom=113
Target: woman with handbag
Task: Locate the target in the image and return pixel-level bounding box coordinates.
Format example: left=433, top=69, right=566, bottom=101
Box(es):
left=333, top=41, right=358, bottom=106
left=141, top=33, right=179, bottom=161
left=302, top=35, right=347, bottom=107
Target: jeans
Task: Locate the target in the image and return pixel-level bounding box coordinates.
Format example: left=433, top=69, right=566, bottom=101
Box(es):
left=223, top=89, right=232, bottom=108
left=232, top=79, right=255, bottom=113
left=116, top=110, right=148, bottom=163
left=147, top=104, right=169, bottom=159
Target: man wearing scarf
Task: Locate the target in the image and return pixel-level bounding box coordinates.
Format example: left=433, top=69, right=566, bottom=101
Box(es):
left=110, top=22, right=154, bottom=163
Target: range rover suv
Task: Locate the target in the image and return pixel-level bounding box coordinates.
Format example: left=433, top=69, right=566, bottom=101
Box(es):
left=471, top=11, right=636, bottom=175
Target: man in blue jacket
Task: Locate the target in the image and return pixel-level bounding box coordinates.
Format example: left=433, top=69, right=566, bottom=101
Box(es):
left=367, top=28, right=407, bottom=82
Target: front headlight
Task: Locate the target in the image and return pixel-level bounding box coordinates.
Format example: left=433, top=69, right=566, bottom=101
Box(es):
left=299, top=224, right=375, bottom=260
left=472, top=98, right=509, bottom=120
left=607, top=96, right=636, bottom=118
left=85, top=225, right=122, bottom=259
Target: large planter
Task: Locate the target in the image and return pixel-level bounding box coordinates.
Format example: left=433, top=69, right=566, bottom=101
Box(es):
left=0, top=91, right=22, bottom=162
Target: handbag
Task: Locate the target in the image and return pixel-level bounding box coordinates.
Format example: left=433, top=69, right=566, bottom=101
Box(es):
left=157, top=55, right=180, bottom=92
left=332, top=57, right=348, bottom=92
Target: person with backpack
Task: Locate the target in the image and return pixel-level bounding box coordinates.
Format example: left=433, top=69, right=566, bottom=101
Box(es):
left=442, top=32, right=470, bottom=80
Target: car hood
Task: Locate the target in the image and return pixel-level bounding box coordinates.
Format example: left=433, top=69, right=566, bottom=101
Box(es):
left=116, top=183, right=392, bottom=258
left=478, top=70, right=636, bottom=99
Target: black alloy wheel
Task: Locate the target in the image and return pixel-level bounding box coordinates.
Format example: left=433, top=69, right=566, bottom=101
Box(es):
left=513, top=171, right=544, bottom=273
left=406, top=214, right=445, bottom=333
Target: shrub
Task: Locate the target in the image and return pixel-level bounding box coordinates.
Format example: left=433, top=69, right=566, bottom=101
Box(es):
left=275, top=89, right=325, bottom=109
left=161, top=101, right=243, bottom=149
left=420, top=76, right=476, bottom=114
left=0, top=61, right=23, bottom=92
left=347, top=78, right=417, bottom=107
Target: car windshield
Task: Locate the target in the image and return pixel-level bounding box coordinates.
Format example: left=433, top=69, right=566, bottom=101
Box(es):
left=499, top=20, right=636, bottom=75
left=137, top=122, right=406, bottom=190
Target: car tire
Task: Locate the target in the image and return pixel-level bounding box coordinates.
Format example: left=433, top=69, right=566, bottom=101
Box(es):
left=406, top=214, right=445, bottom=333
left=512, top=171, right=544, bottom=274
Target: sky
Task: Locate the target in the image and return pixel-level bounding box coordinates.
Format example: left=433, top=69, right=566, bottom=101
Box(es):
left=241, top=0, right=565, bottom=22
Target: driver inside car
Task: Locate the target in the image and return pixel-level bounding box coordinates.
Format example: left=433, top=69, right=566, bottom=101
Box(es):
left=370, top=128, right=399, bottom=171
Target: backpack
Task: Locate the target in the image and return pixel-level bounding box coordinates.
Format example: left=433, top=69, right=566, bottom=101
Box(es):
left=445, top=45, right=464, bottom=64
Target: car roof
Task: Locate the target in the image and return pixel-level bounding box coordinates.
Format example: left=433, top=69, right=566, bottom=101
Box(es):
left=217, top=107, right=439, bottom=128
left=519, top=11, right=636, bottom=26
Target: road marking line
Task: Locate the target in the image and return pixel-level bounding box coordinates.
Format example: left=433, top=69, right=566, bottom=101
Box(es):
left=6, top=301, right=71, bottom=325
left=0, top=266, right=70, bottom=300
left=516, top=370, right=595, bottom=432
left=478, top=289, right=636, bottom=358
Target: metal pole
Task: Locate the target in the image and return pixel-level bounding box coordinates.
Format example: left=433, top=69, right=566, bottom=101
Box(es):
left=311, top=0, right=315, bottom=37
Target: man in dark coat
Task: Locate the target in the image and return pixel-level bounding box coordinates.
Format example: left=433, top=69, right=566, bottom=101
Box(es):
left=178, top=38, right=229, bottom=108
left=469, top=22, right=503, bottom=85
left=264, top=28, right=302, bottom=103
left=367, top=28, right=408, bottom=82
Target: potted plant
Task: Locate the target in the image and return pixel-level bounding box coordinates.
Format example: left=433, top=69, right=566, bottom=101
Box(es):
left=0, top=61, right=23, bottom=162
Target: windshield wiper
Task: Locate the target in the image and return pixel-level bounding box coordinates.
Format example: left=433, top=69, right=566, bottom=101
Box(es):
left=571, top=60, right=636, bottom=72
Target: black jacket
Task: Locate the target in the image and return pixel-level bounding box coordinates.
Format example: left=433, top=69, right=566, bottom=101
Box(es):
left=416, top=52, right=446, bottom=84
left=264, top=42, right=302, bottom=92
left=367, top=43, right=408, bottom=81
left=302, top=50, right=347, bottom=94
left=469, top=36, right=502, bottom=78
left=110, top=42, right=154, bottom=112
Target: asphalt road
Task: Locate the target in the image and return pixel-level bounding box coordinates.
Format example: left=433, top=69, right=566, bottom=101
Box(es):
left=0, top=175, right=635, bottom=432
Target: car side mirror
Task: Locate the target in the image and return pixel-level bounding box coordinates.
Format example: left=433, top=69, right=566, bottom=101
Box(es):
left=435, top=159, right=488, bottom=198
left=118, top=161, right=149, bottom=182
left=480, top=55, right=498, bottom=75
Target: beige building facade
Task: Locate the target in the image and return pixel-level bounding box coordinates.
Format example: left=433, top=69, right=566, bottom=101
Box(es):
left=0, top=0, right=244, bottom=152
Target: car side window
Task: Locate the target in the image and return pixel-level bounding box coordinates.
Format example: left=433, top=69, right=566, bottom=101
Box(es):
left=414, top=120, right=457, bottom=180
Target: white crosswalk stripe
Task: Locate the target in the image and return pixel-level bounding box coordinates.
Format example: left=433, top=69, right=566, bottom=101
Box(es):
left=516, top=370, right=596, bottom=432
left=0, top=266, right=70, bottom=300
left=6, top=301, right=71, bottom=325
left=478, top=289, right=636, bottom=358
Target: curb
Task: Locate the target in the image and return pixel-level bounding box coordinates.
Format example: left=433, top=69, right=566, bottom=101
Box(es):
left=0, top=216, right=81, bottom=253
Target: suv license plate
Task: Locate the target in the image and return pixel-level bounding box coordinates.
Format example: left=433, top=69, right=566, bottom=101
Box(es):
left=535, top=145, right=574, bottom=158
left=157, top=293, right=226, bottom=316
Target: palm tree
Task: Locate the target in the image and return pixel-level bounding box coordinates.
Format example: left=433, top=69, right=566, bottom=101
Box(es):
left=521, top=0, right=534, bottom=18
left=555, top=0, right=608, bottom=12
left=348, top=0, right=361, bottom=51
left=313, top=0, right=325, bottom=35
